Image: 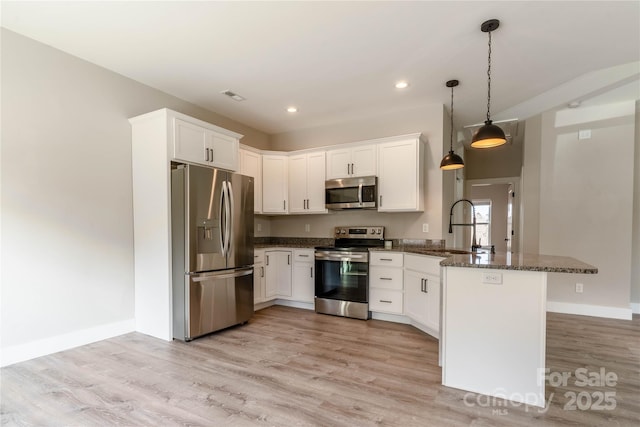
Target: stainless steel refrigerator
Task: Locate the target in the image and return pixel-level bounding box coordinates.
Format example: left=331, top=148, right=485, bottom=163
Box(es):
left=171, top=163, right=254, bottom=341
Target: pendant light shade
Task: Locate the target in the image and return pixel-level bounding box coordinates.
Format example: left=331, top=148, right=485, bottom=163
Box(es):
left=440, top=79, right=464, bottom=171
left=471, top=19, right=507, bottom=149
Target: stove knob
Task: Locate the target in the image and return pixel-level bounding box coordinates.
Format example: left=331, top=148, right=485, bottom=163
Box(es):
left=340, top=229, right=347, bottom=234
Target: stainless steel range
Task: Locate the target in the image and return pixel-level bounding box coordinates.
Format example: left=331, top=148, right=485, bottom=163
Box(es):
left=314, top=226, right=385, bottom=320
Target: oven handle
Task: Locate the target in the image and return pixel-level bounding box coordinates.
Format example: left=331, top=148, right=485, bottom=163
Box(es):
left=315, top=252, right=368, bottom=263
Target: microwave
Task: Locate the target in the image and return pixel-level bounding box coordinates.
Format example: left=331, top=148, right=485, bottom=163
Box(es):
left=325, top=176, right=377, bottom=210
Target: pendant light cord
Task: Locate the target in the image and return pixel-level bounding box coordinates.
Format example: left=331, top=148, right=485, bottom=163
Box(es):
left=486, top=30, right=492, bottom=122
left=450, top=84, right=454, bottom=151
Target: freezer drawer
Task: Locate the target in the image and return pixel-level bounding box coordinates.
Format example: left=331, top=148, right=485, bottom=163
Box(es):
left=174, top=267, right=253, bottom=341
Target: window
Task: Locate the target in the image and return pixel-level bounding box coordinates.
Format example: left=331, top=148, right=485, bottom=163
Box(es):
left=472, top=200, right=491, bottom=247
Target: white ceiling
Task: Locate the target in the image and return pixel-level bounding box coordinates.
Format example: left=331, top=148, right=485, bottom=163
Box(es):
left=2, top=1, right=639, bottom=135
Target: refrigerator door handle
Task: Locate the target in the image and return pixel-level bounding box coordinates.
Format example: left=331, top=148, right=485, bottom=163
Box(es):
left=191, top=267, right=253, bottom=282
left=220, top=180, right=227, bottom=256
left=226, top=180, right=234, bottom=255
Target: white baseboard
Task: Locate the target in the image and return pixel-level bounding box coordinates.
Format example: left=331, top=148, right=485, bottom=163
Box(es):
left=630, top=302, right=640, bottom=315
left=371, top=312, right=411, bottom=324
left=547, top=301, right=632, bottom=320
left=273, top=299, right=314, bottom=311
left=1, top=318, right=135, bottom=367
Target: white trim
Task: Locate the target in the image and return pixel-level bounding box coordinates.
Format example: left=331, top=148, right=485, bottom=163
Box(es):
left=547, top=301, right=632, bottom=320
left=371, top=312, right=411, bottom=324
left=630, top=302, right=640, bottom=315
left=1, top=319, right=136, bottom=367
left=274, top=299, right=314, bottom=311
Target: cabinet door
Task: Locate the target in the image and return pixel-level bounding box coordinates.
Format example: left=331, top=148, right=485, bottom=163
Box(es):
left=264, top=252, right=278, bottom=299
left=378, top=138, right=422, bottom=212
left=240, top=149, right=262, bottom=213
left=253, top=262, right=265, bottom=304
left=265, top=251, right=292, bottom=298
left=174, top=118, right=207, bottom=164
left=351, top=145, right=377, bottom=177
left=326, top=148, right=352, bottom=179
left=288, top=154, right=308, bottom=213
left=262, top=155, right=288, bottom=214
left=292, top=262, right=314, bottom=303
left=208, top=131, right=238, bottom=171
left=404, top=270, right=429, bottom=325
left=306, top=151, right=327, bottom=212
left=424, top=273, right=440, bottom=333
left=276, top=252, right=292, bottom=297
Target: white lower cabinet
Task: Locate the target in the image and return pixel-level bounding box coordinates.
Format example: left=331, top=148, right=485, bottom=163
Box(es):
left=369, top=252, right=404, bottom=314
left=253, top=250, right=266, bottom=304
left=265, top=250, right=292, bottom=298
left=404, top=254, right=442, bottom=337
left=292, top=249, right=315, bottom=303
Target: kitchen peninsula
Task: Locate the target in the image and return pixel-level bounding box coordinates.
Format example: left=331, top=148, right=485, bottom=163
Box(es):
left=439, top=252, right=597, bottom=408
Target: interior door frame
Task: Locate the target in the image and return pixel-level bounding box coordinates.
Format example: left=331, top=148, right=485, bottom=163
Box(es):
left=464, top=176, right=522, bottom=254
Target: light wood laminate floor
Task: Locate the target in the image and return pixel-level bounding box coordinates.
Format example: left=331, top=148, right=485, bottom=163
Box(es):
left=1, top=306, right=639, bottom=426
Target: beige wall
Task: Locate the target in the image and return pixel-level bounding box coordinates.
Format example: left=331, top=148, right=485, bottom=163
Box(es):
left=0, top=30, right=270, bottom=357
left=523, top=100, right=636, bottom=314
left=632, top=103, right=640, bottom=307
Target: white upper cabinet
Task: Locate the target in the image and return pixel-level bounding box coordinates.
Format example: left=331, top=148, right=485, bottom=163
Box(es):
left=240, top=148, right=263, bottom=214
left=288, top=150, right=327, bottom=214
left=377, top=135, right=424, bottom=212
left=326, top=144, right=376, bottom=179
left=173, top=115, right=241, bottom=171
left=262, top=154, right=289, bottom=214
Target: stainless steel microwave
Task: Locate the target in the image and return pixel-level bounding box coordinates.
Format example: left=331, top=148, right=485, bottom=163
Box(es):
left=325, top=176, right=377, bottom=210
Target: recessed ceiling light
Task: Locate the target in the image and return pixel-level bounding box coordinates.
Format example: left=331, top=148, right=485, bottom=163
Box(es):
left=395, top=81, right=409, bottom=89
left=287, top=106, right=298, bottom=113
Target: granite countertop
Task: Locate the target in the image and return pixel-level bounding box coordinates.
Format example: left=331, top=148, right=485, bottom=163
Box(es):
left=439, top=252, right=598, bottom=274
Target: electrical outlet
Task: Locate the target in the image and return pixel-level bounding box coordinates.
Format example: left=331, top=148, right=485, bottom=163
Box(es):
left=422, top=223, right=429, bottom=233
left=482, top=272, right=502, bottom=284
left=305, top=224, right=310, bottom=232
left=575, top=283, right=584, bottom=293
left=256, top=223, right=262, bottom=232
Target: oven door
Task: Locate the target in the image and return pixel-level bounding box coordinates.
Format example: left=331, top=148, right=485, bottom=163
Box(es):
left=314, top=251, right=368, bottom=303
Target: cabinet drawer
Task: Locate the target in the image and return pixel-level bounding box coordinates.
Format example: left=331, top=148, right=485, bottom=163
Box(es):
left=370, top=251, right=403, bottom=267
left=293, top=249, right=314, bottom=263
left=369, top=266, right=403, bottom=290
left=369, top=289, right=403, bottom=314
left=405, top=254, right=442, bottom=276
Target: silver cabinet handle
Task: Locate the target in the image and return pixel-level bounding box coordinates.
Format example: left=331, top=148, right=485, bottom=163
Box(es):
left=310, top=267, right=313, bottom=278
left=209, top=147, right=214, bottom=161
left=205, top=147, right=209, bottom=162
left=379, top=195, right=383, bottom=207
left=379, top=300, right=392, bottom=304
left=380, top=277, right=392, bottom=281
left=288, top=254, right=291, bottom=265
left=380, top=258, right=393, bottom=261
left=299, top=254, right=309, bottom=257
left=283, top=200, right=286, bottom=211
left=261, top=266, right=264, bottom=277
left=347, top=163, right=350, bottom=175
left=266, top=255, right=269, bottom=266
left=424, top=278, right=428, bottom=293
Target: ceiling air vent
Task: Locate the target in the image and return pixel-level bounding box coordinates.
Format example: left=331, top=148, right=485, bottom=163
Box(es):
left=220, top=90, right=246, bottom=102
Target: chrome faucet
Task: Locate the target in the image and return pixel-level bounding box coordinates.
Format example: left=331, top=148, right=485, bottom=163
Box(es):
left=448, top=199, right=480, bottom=252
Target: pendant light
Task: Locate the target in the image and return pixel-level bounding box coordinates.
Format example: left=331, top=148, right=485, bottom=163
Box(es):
left=440, top=79, right=464, bottom=170
left=471, top=19, right=507, bottom=149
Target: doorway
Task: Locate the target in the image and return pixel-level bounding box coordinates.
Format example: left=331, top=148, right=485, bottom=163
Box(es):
left=464, top=177, right=521, bottom=253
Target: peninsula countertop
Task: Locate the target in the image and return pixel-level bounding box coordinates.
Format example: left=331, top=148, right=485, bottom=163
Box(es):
left=439, top=251, right=598, bottom=274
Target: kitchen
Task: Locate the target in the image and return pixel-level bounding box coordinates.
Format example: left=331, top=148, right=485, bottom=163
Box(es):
left=1, top=1, right=639, bottom=425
